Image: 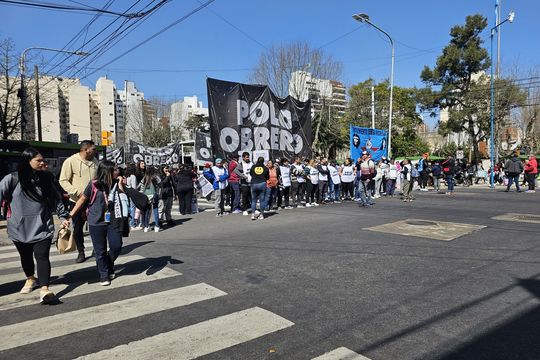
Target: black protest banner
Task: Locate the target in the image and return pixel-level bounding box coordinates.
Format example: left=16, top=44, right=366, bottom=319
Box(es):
left=106, top=147, right=125, bottom=165
left=195, top=131, right=213, bottom=164
left=207, top=78, right=312, bottom=161
left=129, top=141, right=181, bottom=166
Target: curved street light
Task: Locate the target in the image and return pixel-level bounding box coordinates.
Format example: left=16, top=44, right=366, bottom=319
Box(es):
left=489, top=10, right=515, bottom=188
left=353, top=13, right=395, bottom=158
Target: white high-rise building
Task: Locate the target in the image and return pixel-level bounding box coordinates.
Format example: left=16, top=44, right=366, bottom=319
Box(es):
left=120, top=80, right=145, bottom=143
left=170, top=95, right=208, bottom=140
left=95, top=77, right=116, bottom=145
left=35, top=76, right=79, bottom=143
left=67, top=84, right=92, bottom=142
left=288, top=71, right=346, bottom=118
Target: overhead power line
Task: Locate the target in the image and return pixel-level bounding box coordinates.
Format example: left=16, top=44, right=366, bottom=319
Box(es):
left=0, top=0, right=168, bottom=18
left=80, top=0, right=218, bottom=81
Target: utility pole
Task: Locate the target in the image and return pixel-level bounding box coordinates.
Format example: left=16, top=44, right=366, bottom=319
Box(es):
left=371, top=85, right=375, bottom=129
left=496, top=0, right=501, bottom=78
left=34, top=65, right=42, bottom=141
left=18, top=58, right=27, bottom=140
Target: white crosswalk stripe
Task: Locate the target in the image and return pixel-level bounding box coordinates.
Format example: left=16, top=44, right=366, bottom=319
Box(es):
left=0, top=263, right=181, bottom=311
left=77, top=307, right=294, bottom=360
left=0, top=246, right=96, bottom=269
left=0, top=254, right=144, bottom=285
left=312, top=347, right=371, bottom=360
left=0, top=243, right=94, bottom=259
left=0, top=284, right=227, bottom=351
left=0, top=241, right=296, bottom=358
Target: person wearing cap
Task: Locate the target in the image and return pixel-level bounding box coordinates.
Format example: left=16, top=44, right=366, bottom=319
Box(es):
left=228, top=154, right=242, bottom=213
left=209, top=158, right=229, bottom=217
left=524, top=154, right=538, bottom=193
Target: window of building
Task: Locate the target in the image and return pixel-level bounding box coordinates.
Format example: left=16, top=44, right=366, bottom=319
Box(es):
left=109, top=113, right=114, bottom=116
left=109, top=102, right=112, bottom=105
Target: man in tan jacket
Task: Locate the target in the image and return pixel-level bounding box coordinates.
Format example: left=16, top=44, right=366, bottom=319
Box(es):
left=59, top=140, right=98, bottom=263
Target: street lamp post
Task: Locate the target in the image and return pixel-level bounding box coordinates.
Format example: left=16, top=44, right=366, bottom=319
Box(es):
left=353, top=13, right=394, bottom=158
left=19, top=47, right=88, bottom=141
left=489, top=10, right=515, bottom=188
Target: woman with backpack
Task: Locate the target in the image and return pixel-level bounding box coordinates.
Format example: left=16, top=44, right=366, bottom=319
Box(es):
left=70, top=160, right=129, bottom=286
left=431, top=161, right=442, bottom=192
left=0, top=148, right=71, bottom=304
left=138, top=167, right=161, bottom=232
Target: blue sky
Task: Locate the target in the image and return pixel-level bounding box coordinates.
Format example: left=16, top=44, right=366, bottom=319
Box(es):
left=1, top=0, right=538, bottom=113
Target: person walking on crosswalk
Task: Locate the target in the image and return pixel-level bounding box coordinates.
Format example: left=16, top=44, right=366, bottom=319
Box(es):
left=59, top=140, right=97, bottom=264
left=70, top=161, right=128, bottom=286
left=0, top=147, right=71, bottom=304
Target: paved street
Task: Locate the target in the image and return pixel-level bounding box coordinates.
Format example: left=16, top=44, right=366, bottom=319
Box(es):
left=1, top=187, right=539, bottom=359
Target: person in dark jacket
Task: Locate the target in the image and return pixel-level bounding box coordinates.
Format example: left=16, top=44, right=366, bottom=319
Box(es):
left=504, top=153, right=524, bottom=192
left=249, top=157, right=269, bottom=220
left=441, top=155, right=456, bottom=195
left=175, top=164, right=196, bottom=215
left=0, top=147, right=70, bottom=304
left=160, top=166, right=175, bottom=226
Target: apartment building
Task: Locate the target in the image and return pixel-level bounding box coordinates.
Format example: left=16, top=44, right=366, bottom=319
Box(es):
left=289, top=71, right=346, bottom=118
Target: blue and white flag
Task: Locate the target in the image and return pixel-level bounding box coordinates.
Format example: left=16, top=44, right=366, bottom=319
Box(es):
left=350, top=125, right=388, bottom=161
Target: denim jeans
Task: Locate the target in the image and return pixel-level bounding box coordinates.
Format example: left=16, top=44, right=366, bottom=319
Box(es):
left=129, top=203, right=137, bottom=227
left=230, top=182, right=241, bottom=210
left=446, top=175, right=454, bottom=192
left=265, top=187, right=277, bottom=209
left=386, top=179, right=396, bottom=196
left=506, top=174, right=521, bottom=191
left=358, top=179, right=372, bottom=205
left=142, top=205, right=159, bottom=228
left=251, top=182, right=267, bottom=213
left=89, top=225, right=123, bottom=281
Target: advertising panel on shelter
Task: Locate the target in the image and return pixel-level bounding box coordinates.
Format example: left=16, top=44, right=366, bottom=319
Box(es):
left=350, top=125, right=388, bottom=161
left=207, top=77, right=312, bottom=161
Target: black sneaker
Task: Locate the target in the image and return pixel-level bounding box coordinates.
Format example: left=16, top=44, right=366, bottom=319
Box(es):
left=76, top=252, right=86, bottom=263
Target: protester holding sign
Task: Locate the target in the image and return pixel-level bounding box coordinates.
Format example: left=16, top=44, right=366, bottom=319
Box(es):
left=290, top=157, right=306, bottom=208
left=278, top=158, right=292, bottom=209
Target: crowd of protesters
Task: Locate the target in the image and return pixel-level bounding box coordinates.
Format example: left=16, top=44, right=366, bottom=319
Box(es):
left=0, top=140, right=538, bottom=304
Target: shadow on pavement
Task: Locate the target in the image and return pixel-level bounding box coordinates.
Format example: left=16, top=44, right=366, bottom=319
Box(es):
left=435, top=278, right=540, bottom=360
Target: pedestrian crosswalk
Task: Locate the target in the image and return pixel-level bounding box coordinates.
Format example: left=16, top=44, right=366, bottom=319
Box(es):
left=0, top=240, right=296, bottom=359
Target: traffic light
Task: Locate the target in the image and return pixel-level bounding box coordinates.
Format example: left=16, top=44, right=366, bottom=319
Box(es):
left=101, top=130, right=113, bottom=146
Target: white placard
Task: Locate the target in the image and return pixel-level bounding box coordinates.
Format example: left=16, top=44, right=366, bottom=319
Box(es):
left=197, top=175, right=214, bottom=197
left=279, top=166, right=291, bottom=187
left=252, top=149, right=269, bottom=163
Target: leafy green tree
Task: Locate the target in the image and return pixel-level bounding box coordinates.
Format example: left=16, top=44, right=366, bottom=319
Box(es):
left=419, top=14, right=526, bottom=161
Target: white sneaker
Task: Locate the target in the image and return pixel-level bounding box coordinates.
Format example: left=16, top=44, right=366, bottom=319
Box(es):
left=154, top=227, right=160, bottom=232
left=305, top=203, right=312, bottom=207
left=100, top=280, right=111, bottom=286
left=143, top=227, right=150, bottom=233
left=285, top=206, right=293, bottom=210
left=134, top=226, right=143, bottom=230
left=312, top=202, right=319, bottom=207
left=296, top=204, right=305, bottom=208
left=254, top=210, right=261, bottom=216
left=243, top=211, right=249, bottom=216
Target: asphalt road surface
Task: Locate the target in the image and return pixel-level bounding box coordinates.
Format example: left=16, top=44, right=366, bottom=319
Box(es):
left=1, top=187, right=539, bottom=360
